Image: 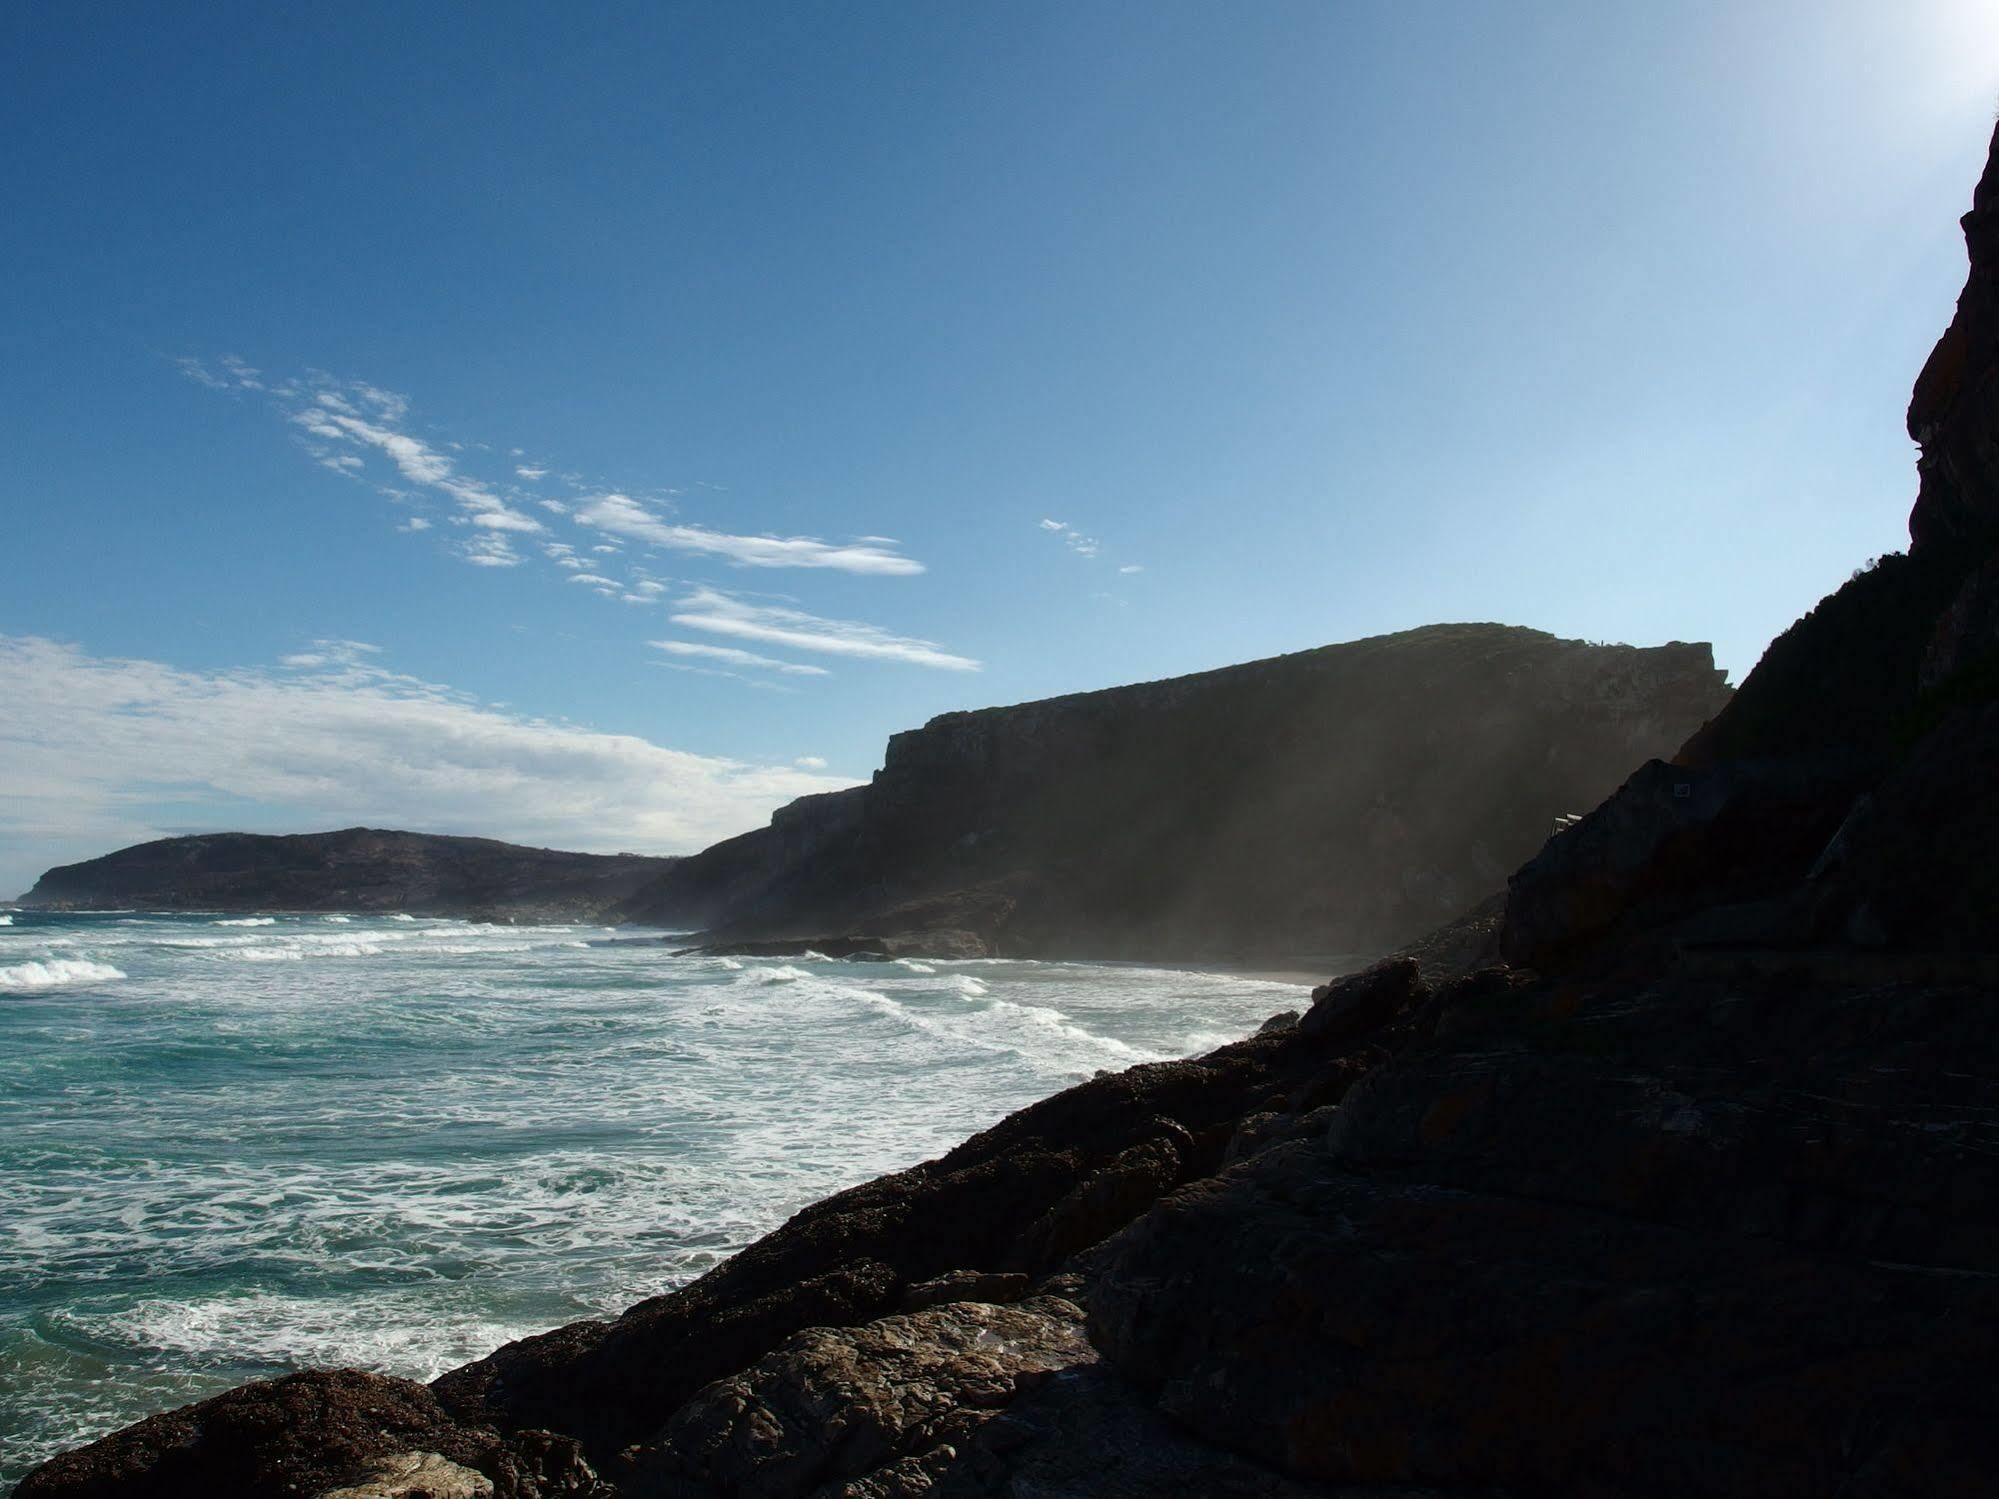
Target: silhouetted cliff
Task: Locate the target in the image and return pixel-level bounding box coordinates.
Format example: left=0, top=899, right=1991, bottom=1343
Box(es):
left=625, top=625, right=1729, bottom=959
left=17, top=829, right=673, bottom=924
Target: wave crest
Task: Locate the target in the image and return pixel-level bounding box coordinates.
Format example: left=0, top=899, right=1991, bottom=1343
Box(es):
left=0, top=958, right=127, bottom=991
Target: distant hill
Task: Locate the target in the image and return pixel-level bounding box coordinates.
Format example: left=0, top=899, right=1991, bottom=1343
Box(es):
left=620, top=623, right=1732, bottom=959
left=16, top=828, right=675, bottom=923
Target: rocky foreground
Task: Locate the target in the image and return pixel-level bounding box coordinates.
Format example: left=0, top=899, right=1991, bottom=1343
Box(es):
left=16, top=830, right=674, bottom=925
left=21, top=123, right=1999, bottom=1499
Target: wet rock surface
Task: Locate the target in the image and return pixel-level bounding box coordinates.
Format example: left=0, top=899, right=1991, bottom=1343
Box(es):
left=318, top=1451, right=495, bottom=1499
left=631, top=1297, right=1092, bottom=1498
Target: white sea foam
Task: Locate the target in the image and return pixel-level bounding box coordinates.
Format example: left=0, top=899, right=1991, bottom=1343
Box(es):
left=390, top=913, right=417, bottom=922
left=0, top=909, right=1297, bottom=1490
left=323, top=915, right=351, bottom=924
left=0, top=959, right=126, bottom=991
left=56, top=1291, right=527, bottom=1384
left=0, top=915, right=13, bottom=926
left=214, top=917, right=277, bottom=927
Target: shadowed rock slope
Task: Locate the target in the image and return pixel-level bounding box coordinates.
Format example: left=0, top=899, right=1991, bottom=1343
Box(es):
left=16, top=830, right=674, bottom=924
left=23, top=120, right=1999, bottom=1499
left=622, top=625, right=1729, bottom=960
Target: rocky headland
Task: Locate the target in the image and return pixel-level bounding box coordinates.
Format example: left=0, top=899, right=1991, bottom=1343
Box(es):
left=20, top=120, right=1999, bottom=1499
left=15, top=830, right=674, bottom=925
left=621, top=625, right=1729, bottom=961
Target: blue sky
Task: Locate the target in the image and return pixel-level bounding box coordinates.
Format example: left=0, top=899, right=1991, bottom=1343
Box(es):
left=4, top=1, right=1998, bottom=895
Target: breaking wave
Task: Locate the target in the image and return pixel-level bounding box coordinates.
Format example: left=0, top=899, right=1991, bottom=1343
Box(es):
left=0, top=959, right=127, bottom=991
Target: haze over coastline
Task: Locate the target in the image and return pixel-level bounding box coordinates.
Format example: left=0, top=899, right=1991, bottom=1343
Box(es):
left=7, top=2, right=1999, bottom=897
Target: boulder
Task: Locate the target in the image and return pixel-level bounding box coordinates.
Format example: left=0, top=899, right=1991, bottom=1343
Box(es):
left=632, top=1298, right=1092, bottom=1498
left=12, top=1370, right=602, bottom=1499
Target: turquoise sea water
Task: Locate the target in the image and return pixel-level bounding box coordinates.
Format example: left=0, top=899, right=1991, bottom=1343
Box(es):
left=0, top=909, right=1301, bottom=1487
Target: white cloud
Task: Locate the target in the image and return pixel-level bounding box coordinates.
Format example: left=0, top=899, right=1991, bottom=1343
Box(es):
left=398, top=517, right=432, bottom=533
left=669, top=587, right=979, bottom=672
left=1038, top=517, right=1107, bottom=562
left=462, top=534, right=523, bottom=568
left=1119, top=564, right=1144, bottom=574
left=0, top=635, right=855, bottom=899
left=176, top=357, right=232, bottom=390
left=794, top=755, right=828, bottom=770
left=261, top=382, right=547, bottom=542
left=646, top=639, right=831, bottom=676
left=180, top=362, right=927, bottom=601
left=567, top=573, right=619, bottom=587
left=577, top=493, right=925, bottom=576
left=175, top=355, right=263, bottom=393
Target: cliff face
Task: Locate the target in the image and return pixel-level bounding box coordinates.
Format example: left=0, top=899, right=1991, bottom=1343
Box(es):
left=16, top=829, right=674, bottom=924
left=1909, top=119, right=1999, bottom=555
left=626, top=625, right=1730, bottom=958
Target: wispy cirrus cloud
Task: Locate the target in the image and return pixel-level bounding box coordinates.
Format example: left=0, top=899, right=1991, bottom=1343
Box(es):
left=670, top=587, right=980, bottom=672
left=576, top=493, right=924, bottom=576
left=183, top=358, right=926, bottom=579
left=0, top=634, right=854, bottom=899
left=284, top=384, right=545, bottom=550
left=174, top=353, right=264, bottom=392
left=647, top=639, right=831, bottom=676
left=172, top=358, right=965, bottom=674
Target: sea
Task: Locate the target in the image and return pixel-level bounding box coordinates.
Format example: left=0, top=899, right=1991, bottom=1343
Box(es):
left=0, top=909, right=1306, bottom=1487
